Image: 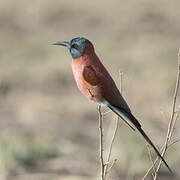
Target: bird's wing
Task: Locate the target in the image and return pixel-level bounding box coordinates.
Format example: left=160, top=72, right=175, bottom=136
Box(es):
left=82, top=65, right=136, bottom=130
left=83, top=65, right=100, bottom=86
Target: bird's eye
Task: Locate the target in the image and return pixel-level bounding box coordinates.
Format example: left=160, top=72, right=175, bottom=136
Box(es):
left=72, top=44, right=79, bottom=49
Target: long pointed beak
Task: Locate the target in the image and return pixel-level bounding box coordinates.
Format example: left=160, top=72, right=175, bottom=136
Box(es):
left=52, top=41, right=71, bottom=49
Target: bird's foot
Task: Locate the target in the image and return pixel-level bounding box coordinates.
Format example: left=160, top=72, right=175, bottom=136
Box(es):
left=87, top=88, right=95, bottom=100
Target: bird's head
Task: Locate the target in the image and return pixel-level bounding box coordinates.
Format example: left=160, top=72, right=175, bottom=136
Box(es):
left=53, top=37, right=94, bottom=59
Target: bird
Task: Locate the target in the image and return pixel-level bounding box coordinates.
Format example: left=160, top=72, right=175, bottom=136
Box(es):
left=53, top=37, right=172, bottom=173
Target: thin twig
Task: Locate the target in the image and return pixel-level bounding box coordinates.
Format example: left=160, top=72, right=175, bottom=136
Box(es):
left=147, top=145, right=156, bottom=178
left=154, top=49, right=180, bottom=179
left=168, top=138, right=180, bottom=148
left=102, top=110, right=112, bottom=115
left=106, top=159, right=118, bottom=173
left=103, top=70, right=124, bottom=179
left=119, top=70, right=124, bottom=94
left=104, top=117, right=119, bottom=179
left=98, top=105, right=105, bottom=180
left=87, top=88, right=105, bottom=180
left=142, top=153, right=160, bottom=180
left=143, top=49, right=180, bottom=180
left=169, top=106, right=180, bottom=138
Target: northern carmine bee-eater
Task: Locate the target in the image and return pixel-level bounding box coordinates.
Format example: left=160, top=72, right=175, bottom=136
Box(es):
left=53, top=37, right=172, bottom=173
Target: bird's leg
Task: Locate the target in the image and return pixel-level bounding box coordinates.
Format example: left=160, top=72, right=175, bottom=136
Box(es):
left=87, top=88, right=95, bottom=100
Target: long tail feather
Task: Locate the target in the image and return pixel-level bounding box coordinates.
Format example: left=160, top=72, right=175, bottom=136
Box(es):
left=108, top=104, right=173, bottom=173
left=129, top=113, right=173, bottom=174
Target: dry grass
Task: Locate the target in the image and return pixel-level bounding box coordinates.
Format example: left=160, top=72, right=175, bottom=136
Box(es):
left=0, top=0, right=180, bottom=179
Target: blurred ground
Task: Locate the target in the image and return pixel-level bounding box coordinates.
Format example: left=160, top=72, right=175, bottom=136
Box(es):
left=0, top=0, right=180, bottom=179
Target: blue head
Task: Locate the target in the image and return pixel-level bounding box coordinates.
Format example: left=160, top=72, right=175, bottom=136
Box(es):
left=53, top=37, right=92, bottom=59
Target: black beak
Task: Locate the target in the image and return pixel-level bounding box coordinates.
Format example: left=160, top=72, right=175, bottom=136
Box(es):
left=52, top=41, right=71, bottom=49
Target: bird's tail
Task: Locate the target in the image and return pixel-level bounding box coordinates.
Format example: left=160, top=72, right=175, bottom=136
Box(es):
left=136, top=125, right=173, bottom=173
left=108, top=104, right=141, bottom=131
left=108, top=104, right=173, bottom=174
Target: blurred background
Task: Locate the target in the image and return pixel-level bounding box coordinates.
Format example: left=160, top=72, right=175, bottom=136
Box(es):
left=0, top=0, right=180, bottom=179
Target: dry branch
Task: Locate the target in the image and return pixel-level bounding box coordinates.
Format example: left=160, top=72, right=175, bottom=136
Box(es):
left=98, top=105, right=105, bottom=180
left=153, top=49, right=180, bottom=179
left=143, top=49, right=180, bottom=179
left=104, top=117, right=119, bottom=179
